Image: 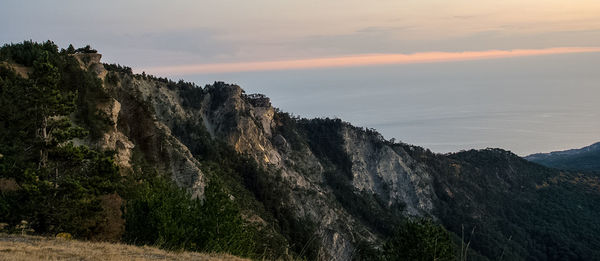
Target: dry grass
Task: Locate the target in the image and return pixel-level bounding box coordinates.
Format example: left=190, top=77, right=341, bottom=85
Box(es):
left=0, top=233, right=249, bottom=261
left=0, top=62, right=32, bottom=78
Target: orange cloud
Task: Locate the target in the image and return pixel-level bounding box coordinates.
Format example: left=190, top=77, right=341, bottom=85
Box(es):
left=141, top=47, right=600, bottom=75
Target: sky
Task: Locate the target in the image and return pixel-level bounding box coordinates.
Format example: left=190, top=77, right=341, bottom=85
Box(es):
left=2, top=0, right=600, bottom=155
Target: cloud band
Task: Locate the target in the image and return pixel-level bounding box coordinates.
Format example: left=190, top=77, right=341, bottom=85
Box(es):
left=140, top=47, right=600, bottom=75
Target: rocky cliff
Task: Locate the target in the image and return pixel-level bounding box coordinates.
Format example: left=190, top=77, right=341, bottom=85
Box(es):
left=81, top=54, right=438, bottom=259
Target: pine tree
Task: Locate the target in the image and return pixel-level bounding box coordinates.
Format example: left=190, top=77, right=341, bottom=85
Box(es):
left=30, top=50, right=84, bottom=168
left=66, top=44, right=75, bottom=54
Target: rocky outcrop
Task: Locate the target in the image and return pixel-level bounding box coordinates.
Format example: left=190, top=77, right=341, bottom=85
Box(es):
left=96, top=98, right=135, bottom=170
left=78, top=53, right=206, bottom=198
left=72, top=53, right=107, bottom=79
left=342, top=127, right=436, bottom=217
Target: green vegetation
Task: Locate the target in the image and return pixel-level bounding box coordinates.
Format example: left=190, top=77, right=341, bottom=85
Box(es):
left=0, top=40, right=59, bottom=66
left=272, top=110, right=305, bottom=151
left=396, top=145, right=600, bottom=260
left=382, top=218, right=455, bottom=261
left=75, top=45, right=97, bottom=54
left=446, top=149, right=600, bottom=260
left=298, top=118, right=353, bottom=178
left=103, top=63, right=133, bottom=75
left=123, top=169, right=256, bottom=256
left=0, top=41, right=121, bottom=238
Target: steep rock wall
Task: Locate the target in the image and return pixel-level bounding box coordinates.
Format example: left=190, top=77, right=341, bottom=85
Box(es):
left=77, top=53, right=438, bottom=259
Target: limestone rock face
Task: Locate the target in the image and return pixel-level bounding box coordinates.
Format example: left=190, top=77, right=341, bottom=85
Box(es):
left=342, top=127, right=436, bottom=216
left=72, top=53, right=107, bottom=79
left=82, top=53, right=206, bottom=197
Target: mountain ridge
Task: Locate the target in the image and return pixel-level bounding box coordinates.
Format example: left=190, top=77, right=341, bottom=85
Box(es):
left=525, top=142, right=600, bottom=172
left=2, top=41, right=600, bottom=260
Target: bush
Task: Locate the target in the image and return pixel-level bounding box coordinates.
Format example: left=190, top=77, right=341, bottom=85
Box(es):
left=124, top=171, right=256, bottom=257
left=383, top=218, right=455, bottom=261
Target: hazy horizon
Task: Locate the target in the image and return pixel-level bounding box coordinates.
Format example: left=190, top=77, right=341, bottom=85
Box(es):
left=2, top=0, right=599, bottom=155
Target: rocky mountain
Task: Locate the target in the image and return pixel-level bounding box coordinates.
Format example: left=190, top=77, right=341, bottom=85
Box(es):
left=2, top=42, right=600, bottom=260
left=525, top=142, right=600, bottom=172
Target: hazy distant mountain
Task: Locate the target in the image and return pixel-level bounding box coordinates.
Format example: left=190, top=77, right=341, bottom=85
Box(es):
left=525, top=142, right=600, bottom=172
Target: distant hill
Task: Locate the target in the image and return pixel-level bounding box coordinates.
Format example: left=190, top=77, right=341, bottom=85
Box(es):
left=525, top=142, right=600, bottom=172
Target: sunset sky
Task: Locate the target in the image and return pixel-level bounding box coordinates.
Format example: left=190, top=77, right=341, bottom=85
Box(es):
left=2, top=0, right=600, bottom=70
left=2, top=0, right=599, bottom=154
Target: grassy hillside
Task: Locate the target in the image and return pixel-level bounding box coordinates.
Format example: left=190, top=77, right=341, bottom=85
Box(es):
left=0, top=233, right=248, bottom=261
